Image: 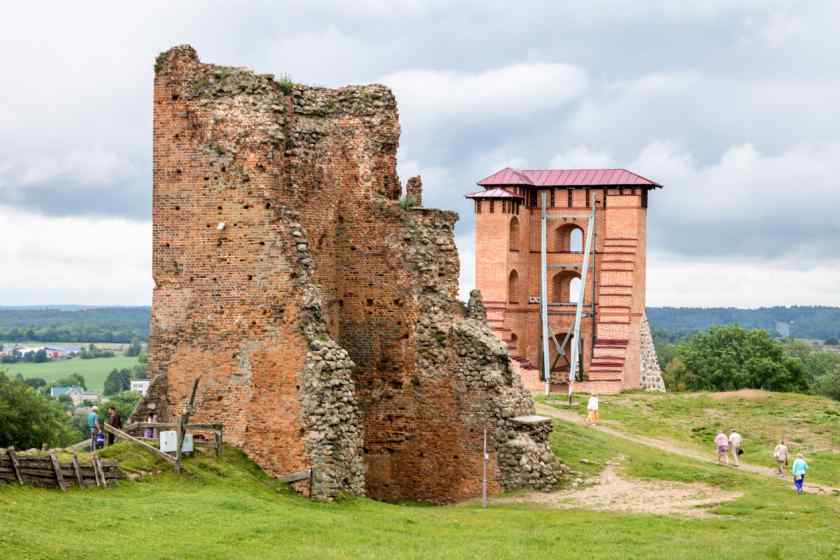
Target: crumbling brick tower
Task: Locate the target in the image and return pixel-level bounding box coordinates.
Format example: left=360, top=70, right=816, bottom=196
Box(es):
left=135, top=46, right=558, bottom=502
left=468, top=169, right=666, bottom=394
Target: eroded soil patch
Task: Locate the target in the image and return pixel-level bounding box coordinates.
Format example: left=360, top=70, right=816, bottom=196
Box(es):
left=497, top=462, right=742, bottom=518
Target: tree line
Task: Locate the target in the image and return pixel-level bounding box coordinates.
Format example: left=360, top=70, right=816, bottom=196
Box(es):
left=654, top=325, right=840, bottom=400
left=648, top=305, right=840, bottom=341
left=0, top=306, right=149, bottom=343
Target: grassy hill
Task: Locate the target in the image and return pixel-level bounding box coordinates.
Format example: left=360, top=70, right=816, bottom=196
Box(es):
left=546, top=390, right=840, bottom=488
left=3, top=355, right=142, bottom=392
left=2, top=392, right=840, bottom=559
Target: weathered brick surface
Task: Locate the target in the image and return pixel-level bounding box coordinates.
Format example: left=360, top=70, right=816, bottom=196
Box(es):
left=136, top=45, right=556, bottom=503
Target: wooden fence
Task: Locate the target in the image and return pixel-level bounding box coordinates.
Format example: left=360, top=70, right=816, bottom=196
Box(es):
left=0, top=448, right=123, bottom=491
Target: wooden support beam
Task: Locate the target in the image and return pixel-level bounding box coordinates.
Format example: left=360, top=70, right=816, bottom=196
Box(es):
left=176, top=377, right=201, bottom=474
left=95, top=456, right=107, bottom=488
left=186, top=423, right=224, bottom=431
left=49, top=453, right=67, bottom=492
left=71, top=452, right=84, bottom=488
left=278, top=469, right=311, bottom=483
left=7, top=449, right=23, bottom=485
left=103, top=423, right=176, bottom=465
left=124, top=422, right=178, bottom=431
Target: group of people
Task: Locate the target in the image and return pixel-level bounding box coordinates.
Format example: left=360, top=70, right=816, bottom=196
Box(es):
left=84, top=406, right=123, bottom=452
left=714, top=430, right=810, bottom=494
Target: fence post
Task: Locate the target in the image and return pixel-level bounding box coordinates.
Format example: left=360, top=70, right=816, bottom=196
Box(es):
left=7, top=448, right=23, bottom=485
left=71, top=451, right=84, bottom=488
left=49, top=452, right=67, bottom=492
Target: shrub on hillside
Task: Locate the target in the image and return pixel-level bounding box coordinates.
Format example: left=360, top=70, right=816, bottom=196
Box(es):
left=674, top=325, right=809, bottom=393
left=0, top=371, right=80, bottom=448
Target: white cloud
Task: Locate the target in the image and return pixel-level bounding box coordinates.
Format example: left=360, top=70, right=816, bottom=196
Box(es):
left=381, top=63, right=588, bottom=131
left=550, top=146, right=615, bottom=169
left=3, top=148, right=135, bottom=189
left=0, top=206, right=152, bottom=305
left=634, top=141, right=840, bottom=260
left=648, top=251, right=840, bottom=307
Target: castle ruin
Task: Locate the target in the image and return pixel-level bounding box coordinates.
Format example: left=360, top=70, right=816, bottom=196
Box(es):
left=135, top=46, right=558, bottom=502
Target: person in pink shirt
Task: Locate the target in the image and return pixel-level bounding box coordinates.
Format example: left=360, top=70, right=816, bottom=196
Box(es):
left=714, top=431, right=729, bottom=465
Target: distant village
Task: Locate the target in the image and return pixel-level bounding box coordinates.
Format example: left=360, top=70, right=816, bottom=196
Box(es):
left=0, top=341, right=150, bottom=422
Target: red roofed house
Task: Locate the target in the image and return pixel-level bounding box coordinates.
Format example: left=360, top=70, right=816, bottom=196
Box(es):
left=466, top=167, right=665, bottom=394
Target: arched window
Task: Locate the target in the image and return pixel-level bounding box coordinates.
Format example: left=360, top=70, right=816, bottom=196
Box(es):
left=569, top=276, right=582, bottom=304
left=509, top=333, right=518, bottom=352
left=552, top=271, right=582, bottom=303
left=509, top=217, right=520, bottom=251
left=554, top=224, right=585, bottom=252
left=508, top=270, right=519, bottom=303
left=569, top=227, right=583, bottom=252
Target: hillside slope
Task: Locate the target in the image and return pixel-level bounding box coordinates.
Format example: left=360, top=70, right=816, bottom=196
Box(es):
left=545, top=390, right=840, bottom=487
left=2, top=404, right=840, bottom=559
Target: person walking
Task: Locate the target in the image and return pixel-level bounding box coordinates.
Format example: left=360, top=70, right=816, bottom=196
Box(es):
left=586, top=394, right=600, bottom=425
left=773, top=439, right=789, bottom=476
left=144, top=412, right=158, bottom=440
left=106, top=406, right=123, bottom=446
left=792, top=453, right=809, bottom=495
left=714, top=431, right=729, bottom=465
left=729, top=429, right=743, bottom=467
left=86, top=406, right=100, bottom=452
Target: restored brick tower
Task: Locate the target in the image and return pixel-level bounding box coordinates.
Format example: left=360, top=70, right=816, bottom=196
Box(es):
left=468, top=168, right=665, bottom=394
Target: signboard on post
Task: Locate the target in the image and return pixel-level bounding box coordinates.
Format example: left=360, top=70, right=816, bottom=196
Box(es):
left=160, top=430, right=193, bottom=453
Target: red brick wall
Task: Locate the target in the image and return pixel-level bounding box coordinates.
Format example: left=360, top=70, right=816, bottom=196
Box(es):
left=140, top=45, right=556, bottom=503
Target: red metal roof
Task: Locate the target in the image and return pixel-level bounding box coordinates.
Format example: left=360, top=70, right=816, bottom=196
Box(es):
left=477, top=167, right=662, bottom=188
left=464, top=187, right=524, bottom=199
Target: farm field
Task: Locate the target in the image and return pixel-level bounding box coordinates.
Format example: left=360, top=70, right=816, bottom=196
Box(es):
left=2, top=394, right=839, bottom=559
left=542, top=390, right=840, bottom=488
left=3, top=355, right=142, bottom=392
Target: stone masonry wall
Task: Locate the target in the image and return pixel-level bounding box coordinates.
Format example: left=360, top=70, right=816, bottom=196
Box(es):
left=640, top=314, right=666, bottom=391
left=137, top=45, right=557, bottom=503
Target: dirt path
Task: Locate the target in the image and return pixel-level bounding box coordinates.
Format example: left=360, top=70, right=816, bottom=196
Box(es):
left=496, top=460, right=742, bottom=518
left=535, top=403, right=840, bottom=496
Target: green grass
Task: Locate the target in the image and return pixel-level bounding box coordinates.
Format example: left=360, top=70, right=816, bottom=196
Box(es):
left=3, top=355, right=141, bottom=392
left=2, top=420, right=840, bottom=559
left=543, top=390, right=840, bottom=488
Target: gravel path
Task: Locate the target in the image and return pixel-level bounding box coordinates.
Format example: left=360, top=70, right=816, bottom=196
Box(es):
left=535, top=403, right=840, bottom=496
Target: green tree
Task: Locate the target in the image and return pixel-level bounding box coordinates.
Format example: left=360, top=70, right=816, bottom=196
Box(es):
left=99, top=391, right=141, bottom=425
left=23, top=377, right=47, bottom=390
left=56, top=373, right=86, bottom=390
left=131, top=364, right=148, bottom=380
left=104, top=368, right=132, bottom=396
left=124, top=337, right=143, bottom=357
left=0, top=372, right=79, bottom=448
left=675, top=325, right=809, bottom=392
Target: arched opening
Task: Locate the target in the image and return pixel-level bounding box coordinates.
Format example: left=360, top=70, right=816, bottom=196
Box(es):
left=569, top=276, right=582, bottom=304
left=569, top=227, right=583, bottom=252
left=508, top=270, right=519, bottom=303
left=509, top=333, right=518, bottom=353
left=552, top=271, right=582, bottom=304
left=509, top=217, right=520, bottom=251
left=554, top=224, right=585, bottom=252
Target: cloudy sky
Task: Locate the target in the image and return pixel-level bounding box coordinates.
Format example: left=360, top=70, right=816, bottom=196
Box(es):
left=1, top=1, right=838, bottom=307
